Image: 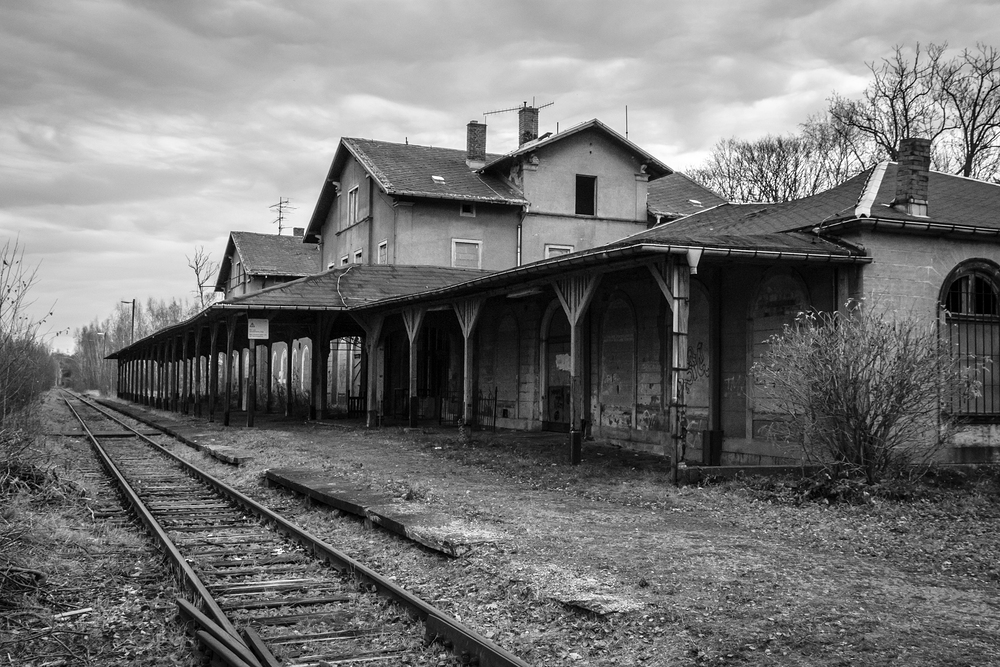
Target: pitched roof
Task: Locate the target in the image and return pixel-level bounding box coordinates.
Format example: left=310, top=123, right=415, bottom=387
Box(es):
left=647, top=172, right=727, bottom=219
left=659, top=163, right=1000, bottom=239
left=482, top=118, right=673, bottom=179
left=305, top=138, right=528, bottom=241
left=341, top=138, right=527, bottom=205
left=218, top=264, right=494, bottom=310
left=849, top=163, right=1000, bottom=230
left=215, top=232, right=319, bottom=291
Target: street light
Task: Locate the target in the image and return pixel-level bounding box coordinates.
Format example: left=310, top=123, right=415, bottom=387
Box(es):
left=121, top=299, right=135, bottom=345
left=96, top=332, right=107, bottom=394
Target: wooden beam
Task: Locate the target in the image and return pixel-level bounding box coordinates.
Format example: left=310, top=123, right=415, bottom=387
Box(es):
left=453, top=299, right=484, bottom=426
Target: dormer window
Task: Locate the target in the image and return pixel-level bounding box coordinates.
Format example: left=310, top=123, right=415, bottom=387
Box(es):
left=575, top=175, right=596, bottom=216
left=460, top=202, right=476, bottom=217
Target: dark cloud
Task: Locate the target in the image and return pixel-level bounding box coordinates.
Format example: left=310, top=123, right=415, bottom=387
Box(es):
left=2, top=0, right=1000, bottom=352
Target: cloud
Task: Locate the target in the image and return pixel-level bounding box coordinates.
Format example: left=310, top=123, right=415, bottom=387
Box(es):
left=3, top=0, right=1000, bottom=354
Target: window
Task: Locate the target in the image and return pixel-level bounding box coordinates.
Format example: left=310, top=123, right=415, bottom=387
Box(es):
left=941, top=260, right=1000, bottom=415
left=545, top=244, right=574, bottom=259
left=340, top=255, right=349, bottom=266
left=575, top=174, right=597, bottom=215
left=452, top=239, right=482, bottom=269
left=377, top=240, right=388, bottom=264
left=347, top=187, right=359, bottom=225
left=460, top=202, right=476, bottom=217
left=353, top=249, right=363, bottom=264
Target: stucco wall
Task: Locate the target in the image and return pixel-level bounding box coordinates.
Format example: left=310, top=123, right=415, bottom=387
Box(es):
left=520, top=128, right=648, bottom=220
left=393, top=200, right=519, bottom=269
left=519, top=214, right=647, bottom=265
left=839, top=229, right=1000, bottom=320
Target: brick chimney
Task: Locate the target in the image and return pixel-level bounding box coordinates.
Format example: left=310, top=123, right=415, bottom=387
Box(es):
left=518, top=104, right=539, bottom=146
left=893, top=138, right=931, bottom=217
left=466, top=120, right=486, bottom=169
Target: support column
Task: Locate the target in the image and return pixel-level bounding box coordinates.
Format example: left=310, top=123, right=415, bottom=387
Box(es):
left=237, top=347, right=245, bottom=412
left=402, top=308, right=426, bottom=427
left=193, top=326, right=203, bottom=417
left=247, top=338, right=257, bottom=427
left=208, top=322, right=220, bottom=421
left=552, top=274, right=601, bottom=465
left=310, top=313, right=337, bottom=421
left=649, top=255, right=694, bottom=474
left=284, top=333, right=294, bottom=417
left=158, top=341, right=167, bottom=409
left=453, top=298, right=484, bottom=427
left=265, top=341, right=273, bottom=414
left=356, top=315, right=384, bottom=427
left=223, top=316, right=236, bottom=427
left=181, top=332, right=190, bottom=415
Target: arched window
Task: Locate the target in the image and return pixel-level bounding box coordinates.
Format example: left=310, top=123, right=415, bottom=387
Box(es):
left=941, top=260, right=1000, bottom=416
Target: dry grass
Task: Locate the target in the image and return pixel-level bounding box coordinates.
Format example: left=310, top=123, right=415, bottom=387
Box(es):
left=146, top=410, right=1000, bottom=667
left=1, top=393, right=200, bottom=667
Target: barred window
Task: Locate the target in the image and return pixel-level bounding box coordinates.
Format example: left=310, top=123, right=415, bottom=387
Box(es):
left=942, top=260, right=1000, bottom=416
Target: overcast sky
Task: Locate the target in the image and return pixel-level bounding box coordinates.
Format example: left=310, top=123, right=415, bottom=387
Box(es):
left=3, top=0, right=1000, bottom=353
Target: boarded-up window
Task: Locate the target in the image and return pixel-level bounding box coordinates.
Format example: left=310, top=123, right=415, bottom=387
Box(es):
left=750, top=272, right=809, bottom=438
left=495, top=315, right=519, bottom=418
left=942, top=261, right=1000, bottom=415
left=599, top=296, right=635, bottom=429
left=452, top=239, right=481, bottom=269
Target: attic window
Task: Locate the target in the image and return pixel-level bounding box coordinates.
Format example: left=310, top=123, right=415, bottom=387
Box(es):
left=575, top=175, right=596, bottom=216
left=689, top=199, right=703, bottom=207
left=432, top=175, right=446, bottom=185
left=460, top=203, right=476, bottom=217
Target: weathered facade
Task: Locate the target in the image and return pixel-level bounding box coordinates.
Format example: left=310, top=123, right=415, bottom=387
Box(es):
left=110, top=130, right=1000, bottom=467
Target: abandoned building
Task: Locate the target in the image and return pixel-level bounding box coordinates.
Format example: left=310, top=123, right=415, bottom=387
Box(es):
left=109, top=109, right=1000, bottom=466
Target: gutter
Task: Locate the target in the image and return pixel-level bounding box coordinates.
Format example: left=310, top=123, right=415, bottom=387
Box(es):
left=822, top=216, right=1000, bottom=237
left=351, top=241, right=871, bottom=311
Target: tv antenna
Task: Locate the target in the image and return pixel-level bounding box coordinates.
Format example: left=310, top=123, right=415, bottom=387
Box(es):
left=483, top=99, right=554, bottom=118
left=270, top=197, right=296, bottom=235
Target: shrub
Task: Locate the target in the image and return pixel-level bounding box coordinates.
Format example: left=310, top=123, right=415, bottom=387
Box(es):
left=752, top=299, right=980, bottom=484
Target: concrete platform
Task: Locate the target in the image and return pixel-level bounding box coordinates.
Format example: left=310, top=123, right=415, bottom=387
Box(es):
left=265, top=468, right=488, bottom=557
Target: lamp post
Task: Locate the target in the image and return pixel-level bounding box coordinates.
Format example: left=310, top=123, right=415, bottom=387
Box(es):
left=121, top=299, right=135, bottom=345
left=95, top=332, right=106, bottom=394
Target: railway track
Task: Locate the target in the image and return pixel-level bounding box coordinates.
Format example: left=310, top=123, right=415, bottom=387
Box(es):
left=60, top=390, right=530, bottom=667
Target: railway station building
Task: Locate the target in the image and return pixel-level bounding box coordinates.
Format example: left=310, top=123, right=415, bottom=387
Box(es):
left=110, top=110, right=1000, bottom=467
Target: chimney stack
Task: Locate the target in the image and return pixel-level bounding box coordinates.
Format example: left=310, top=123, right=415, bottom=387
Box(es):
left=466, top=120, right=487, bottom=169
left=518, top=104, right=539, bottom=146
left=893, top=138, right=931, bottom=217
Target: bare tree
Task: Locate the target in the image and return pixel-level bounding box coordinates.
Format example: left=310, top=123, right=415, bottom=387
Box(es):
left=935, top=43, right=1000, bottom=178
left=187, top=246, right=219, bottom=309
left=0, top=238, right=55, bottom=422
left=829, top=43, right=951, bottom=162
left=688, top=117, right=874, bottom=203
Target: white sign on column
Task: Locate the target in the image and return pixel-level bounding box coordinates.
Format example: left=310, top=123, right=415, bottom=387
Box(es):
left=248, top=318, right=269, bottom=340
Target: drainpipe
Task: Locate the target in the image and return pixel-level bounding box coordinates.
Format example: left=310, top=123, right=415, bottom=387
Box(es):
left=517, top=204, right=528, bottom=266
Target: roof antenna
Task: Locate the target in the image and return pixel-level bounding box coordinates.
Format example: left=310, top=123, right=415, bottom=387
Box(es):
left=270, top=197, right=296, bottom=235
left=625, top=105, right=629, bottom=139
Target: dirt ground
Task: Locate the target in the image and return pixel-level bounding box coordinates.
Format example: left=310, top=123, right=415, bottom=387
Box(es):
left=127, top=400, right=1000, bottom=667
left=7, top=391, right=1000, bottom=666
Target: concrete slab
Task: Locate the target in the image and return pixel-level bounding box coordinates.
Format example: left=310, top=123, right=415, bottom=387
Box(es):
left=265, top=468, right=490, bottom=557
